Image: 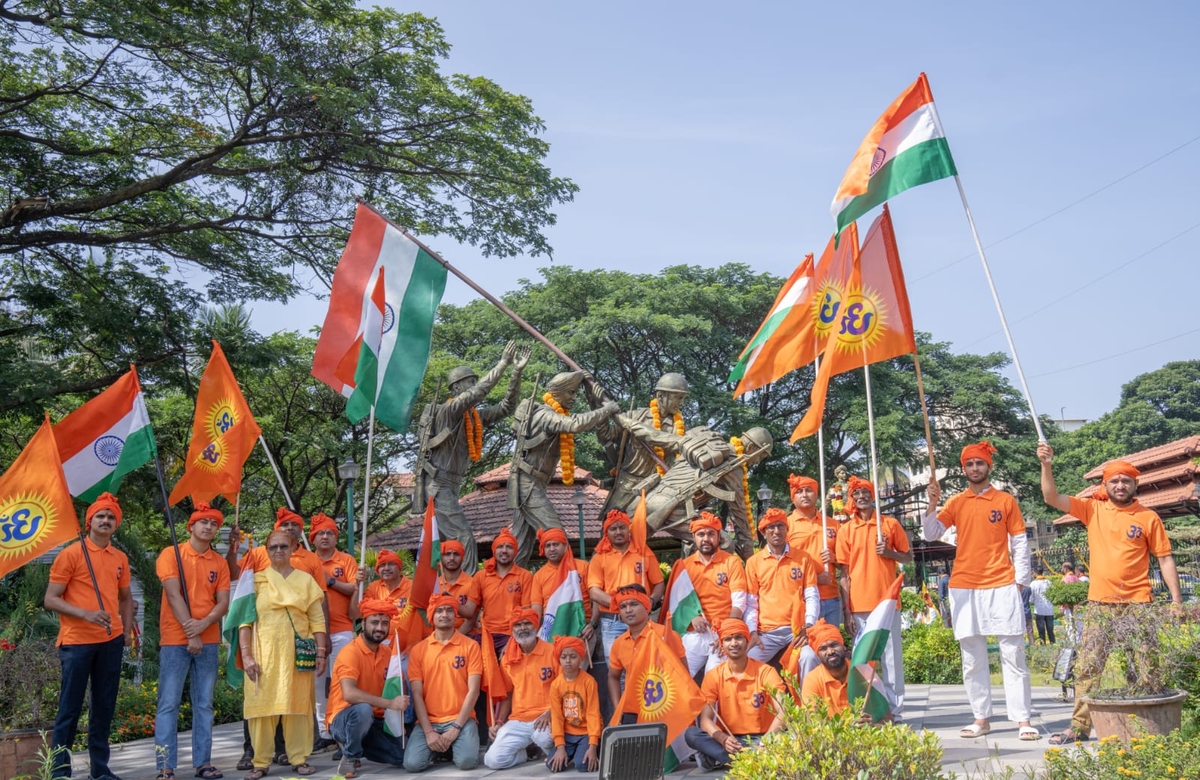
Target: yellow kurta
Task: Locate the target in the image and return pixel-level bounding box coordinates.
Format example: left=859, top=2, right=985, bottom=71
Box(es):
left=242, top=566, right=326, bottom=719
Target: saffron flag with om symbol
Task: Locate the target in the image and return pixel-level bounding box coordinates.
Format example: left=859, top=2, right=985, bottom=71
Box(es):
left=0, top=417, right=78, bottom=579
left=791, top=206, right=916, bottom=443
left=611, top=628, right=704, bottom=773
left=168, top=341, right=262, bottom=505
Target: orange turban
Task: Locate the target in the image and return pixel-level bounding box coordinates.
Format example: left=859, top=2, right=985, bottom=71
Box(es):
left=960, top=441, right=998, bottom=467
left=717, top=618, right=751, bottom=642
left=538, top=527, right=569, bottom=556
left=359, top=599, right=399, bottom=618
left=85, top=492, right=122, bottom=530
left=510, top=608, right=540, bottom=631
left=807, top=619, right=844, bottom=654
left=188, top=502, right=223, bottom=530
left=375, top=549, right=402, bottom=572
left=689, top=512, right=723, bottom=534
left=428, top=594, right=459, bottom=616
left=1096, top=461, right=1140, bottom=501
left=757, top=507, right=789, bottom=533
left=492, top=528, right=518, bottom=553
left=788, top=474, right=818, bottom=494
left=846, top=476, right=874, bottom=499
left=614, top=588, right=651, bottom=613
left=593, top=510, right=631, bottom=554
left=274, top=507, right=304, bottom=532
left=308, top=512, right=338, bottom=542
left=554, top=635, right=587, bottom=660
left=441, top=539, right=465, bottom=556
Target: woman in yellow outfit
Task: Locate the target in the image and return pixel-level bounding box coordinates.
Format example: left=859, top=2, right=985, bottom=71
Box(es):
left=238, top=530, right=327, bottom=778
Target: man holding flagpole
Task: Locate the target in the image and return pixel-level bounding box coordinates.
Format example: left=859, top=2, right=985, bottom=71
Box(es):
left=312, top=512, right=359, bottom=752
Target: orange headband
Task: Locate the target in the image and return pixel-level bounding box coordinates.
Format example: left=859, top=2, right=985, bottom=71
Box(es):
left=375, top=549, right=402, bottom=572
left=492, top=528, right=518, bottom=553
left=689, top=512, right=723, bottom=534
left=538, top=527, right=569, bottom=556
left=757, top=507, right=789, bottom=533
left=441, top=539, right=465, bottom=557
left=788, top=474, right=818, bottom=494
left=85, top=492, right=122, bottom=530
left=359, top=599, right=399, bottom=618
left=807, top=619, right=843, bottom=654
left=510, top=608, right=540, bottom=632
left=554, top=635, right=587, bottom=660
left=717, top=618, right=751, bottom=642
left=615, top=588, right=651, bottom=613
left=308, top=512, right=338, bottom=541
left=274, top=506, right=304, bottom=532
left=960, top=441, right=998, bottom=468
left=428, top=594, right=459, bottom=616
left=1096, top=460, right=1140, bottom=501
left=846, top=476, right=875, bottom=499
left=188, top=502, right=223, bottom=530
left=593, top=510, right=631, bottom=554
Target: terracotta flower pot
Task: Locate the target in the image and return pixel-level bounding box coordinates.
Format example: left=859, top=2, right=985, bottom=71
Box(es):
left=0, top=728, right=49, bottom=779
left=1082, top=689, right=1188, bottom=740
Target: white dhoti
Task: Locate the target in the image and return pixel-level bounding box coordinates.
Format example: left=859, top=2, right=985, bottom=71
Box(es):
left=951, top=584, right=1031, bottom=722
left=681, top=629, right=721, bottom=677
left=747, top=626, right=793, bottom=664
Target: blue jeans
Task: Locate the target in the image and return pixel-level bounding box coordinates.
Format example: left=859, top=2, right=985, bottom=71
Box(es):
left=683, top=725, right=762, bottom=767
left=598, top=613, right=628, bottom=657
left=547, top=733, right=592, bottom=772
left=819, top=596, right=843, bottom=626
left=155, top=643, right=219, bottom=770
left=52, top=635, right=125, bottom=779
left=329, top=703, right=405, bottom=765
left=402, top=719, right=480, bottom=772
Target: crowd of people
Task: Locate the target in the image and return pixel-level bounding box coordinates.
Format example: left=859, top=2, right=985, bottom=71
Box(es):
left=40, top=440, right=1182, bottom=778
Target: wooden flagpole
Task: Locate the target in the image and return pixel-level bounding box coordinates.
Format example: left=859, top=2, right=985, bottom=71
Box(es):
left=814, top=347, right=830, bottom=573
left=912, top=352, right=937, bottom=479
left=258, top=435, right=312, bottom=550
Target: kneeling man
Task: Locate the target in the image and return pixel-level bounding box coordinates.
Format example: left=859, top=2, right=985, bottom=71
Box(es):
left=484, top=609, right=559, bottom=769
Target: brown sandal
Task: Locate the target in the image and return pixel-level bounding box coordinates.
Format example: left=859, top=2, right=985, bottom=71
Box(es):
left=1048, top=729, right=1088, bottom=745
left=293, top=764, right=317, bottom=777
left=244, top=769, right=268, bottom=780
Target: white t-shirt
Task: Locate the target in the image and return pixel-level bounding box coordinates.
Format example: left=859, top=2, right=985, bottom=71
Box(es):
left=1029, top=578, right=1054, bottom=616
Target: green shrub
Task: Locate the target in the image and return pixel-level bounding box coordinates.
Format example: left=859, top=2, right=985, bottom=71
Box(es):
left=902, top=623, right=962, bottom=684
left=1044, top=730, right=1200, bottom=779
left=1045, top=579, right=1089, bottom=607
left=899, top=588, right=925, bottom=615
left=728, top=697, right=949, bottom=780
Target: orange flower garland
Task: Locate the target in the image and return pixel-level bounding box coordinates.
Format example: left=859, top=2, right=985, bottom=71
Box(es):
left=543, top=392, right=575, bottom=485
left=649, top=398, right=685, bottom=476
left=729, top=436, right=754, bottom=523
left=458, top=401, right=483, bottom=462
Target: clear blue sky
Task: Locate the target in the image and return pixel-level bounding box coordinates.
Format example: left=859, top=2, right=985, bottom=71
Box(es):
left=254, top=1, right=1200, bottom=423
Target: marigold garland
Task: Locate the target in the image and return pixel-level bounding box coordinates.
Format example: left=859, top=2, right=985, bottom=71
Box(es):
left=729, top=436, right=754, bottom=523
left=457, top=400, right=483, bottom=462
left=649, top=398, right=686, bottom=476
left=543, top=392, right=575, bottom=485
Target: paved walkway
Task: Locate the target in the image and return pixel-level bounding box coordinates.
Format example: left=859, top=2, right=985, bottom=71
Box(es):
left=77, top=685, right=1073, bottom=779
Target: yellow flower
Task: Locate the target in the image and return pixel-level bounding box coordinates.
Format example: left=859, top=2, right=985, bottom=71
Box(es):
left=1118, top=749, right=1126, bottom=756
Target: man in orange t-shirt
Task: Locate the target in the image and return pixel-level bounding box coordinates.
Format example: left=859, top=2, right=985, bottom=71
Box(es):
left=786, top=474, right=844, bottom=626
left=672, top=512, right=748, bottom=676
left=312, top=512, right=359, bottom=748
left=1038, top=443, right=1182, bottom=745
left=326, top=599, right=408, bottom=774
left=800, top=620, right=849, bottom=715
left=437, top=540, right=481, bottom=632
left=531, top=528, right=593, bottom=643
left=925, top=442, right=1035, bottom=740
left=745, top=508, right=817, bottom=667
left=475, top=529, right=533, bottom=657
left=363, top=549, right=411, bottom=610
left=684, top=619, right=786, bottom=771
left=835, top=476, right=911, bottom=717
left=153, top=503, right=231, bottom=779
left=483, top=609, right=559, bottom=769
left=45, top=492, right=134, bottom=780
left=405, top=595, right=484, bottom=772
left=607, top=585, right=688, bottom=723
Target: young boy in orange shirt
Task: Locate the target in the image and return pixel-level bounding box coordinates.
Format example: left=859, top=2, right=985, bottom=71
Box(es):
left=547, top=637, right=600, bottom=773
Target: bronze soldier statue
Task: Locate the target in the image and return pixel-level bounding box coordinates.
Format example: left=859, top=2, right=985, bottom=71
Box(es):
left=508, top=371, right=619, bottom=567
left=414, top=341, right=530, bottom=571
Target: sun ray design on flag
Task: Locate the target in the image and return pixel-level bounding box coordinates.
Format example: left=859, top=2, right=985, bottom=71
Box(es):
left=831, top=284, right=892, bottom=355
left=636, top=663, right=678, bottom=719
left=0, top=490, right=62, bottom=566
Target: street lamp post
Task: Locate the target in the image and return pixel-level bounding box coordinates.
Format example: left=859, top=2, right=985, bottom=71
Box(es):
left=573, top=486, right=586, bottom=559
left=338, top=457, right=362, bottom=552
left=756, top=483, right=774, bottom=520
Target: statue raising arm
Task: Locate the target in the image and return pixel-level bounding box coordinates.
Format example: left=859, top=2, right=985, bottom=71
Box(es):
left=479, top=344, right=531, bottom=424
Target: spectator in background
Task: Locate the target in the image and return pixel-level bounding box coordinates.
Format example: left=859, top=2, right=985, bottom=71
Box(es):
left=1029, top=567, right=1055, bottom=644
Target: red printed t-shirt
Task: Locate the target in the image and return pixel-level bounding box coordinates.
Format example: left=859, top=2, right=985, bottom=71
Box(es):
left=532, top=559, right=591, bottom=626
left=787, top=510, right=841, bottom=600
left=745, top=546, right=812, bottom=632
left=937, top=486, right=1024, bottom=590
left=835, top=513, right=909, bottom=613
left=550, top=672, right=601, bottom=746
left=699, top=659, right=785, bottom=735
left=586, top=546, right=664, bottom=613
left=1070, top=496, right=1172, bottom=604
left=475, top=565, right=533, bottom=635
left=50, top=538, right=130, bottom=646
left=156, top=543, right=231, bottom=645
left=499, top=639, right=560, bottom=722
left=408, top=630, right=483, bottom=722
left=319, top=551, right=359, bottom=634
left=679, top=550, right=747, bottom=626
left=326, top=635, right=389, bottom=727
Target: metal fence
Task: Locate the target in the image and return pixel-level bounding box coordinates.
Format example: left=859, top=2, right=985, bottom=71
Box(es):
left=1033, top=543, right=1200, bottom=602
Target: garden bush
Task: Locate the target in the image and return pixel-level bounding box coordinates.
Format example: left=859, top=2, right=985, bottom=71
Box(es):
left=1044, top=731, right=1200, bottom=779
left=902, top=623, right=962, bottom=684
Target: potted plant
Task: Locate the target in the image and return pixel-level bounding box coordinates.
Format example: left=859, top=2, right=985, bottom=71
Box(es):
left=1074, top=601, right=1200, bottom=740
left=0, top=638, right=60, bottom=778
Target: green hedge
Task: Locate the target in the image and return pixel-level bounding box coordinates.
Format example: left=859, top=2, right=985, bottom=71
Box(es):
left=901, top=623, right=962, bottom=685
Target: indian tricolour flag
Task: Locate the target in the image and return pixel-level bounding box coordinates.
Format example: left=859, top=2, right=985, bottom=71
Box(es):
left=729, top=252, right=815, bottom=395
left=831, top=72, right=957, bottom=240
left=222, top=568, right=257, bottom=688
left=313, top=202, right=448, bottom=433
left=847, top=575, right=903, bottom=722
left=342, top=267, right=386, bottom=423
left=661, top=564, right=703, bottom=635
left=538, top=552, right=586, bottom=642
left=54, top=367, right=157, bottom=502
left=382, top=634, right=407, bottom=737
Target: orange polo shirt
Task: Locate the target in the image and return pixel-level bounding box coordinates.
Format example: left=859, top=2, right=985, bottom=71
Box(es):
left=550, top=671, right=601, bottom=746
left=156, top=543, right=231, bottom=645
left=319, top=551, right=358, bottom=634
left=800, top=663, right=848, bottom=714
left=408, top=630, right=484, bottom=722
left=678, top=550, right=747, bottom=626
left=326, top=635, right=390, bottom=727
left=835, top=513, right=909, bottom=613
left=499, top=639, right=560, bottom=722
left=532, top=559, right=591, bottom=627
left=609, top=623, right=687, bottom=713
left=1070, top=496, right=1171, bottom=604
left=50, top=538, right=130, bottom=646
left=364, top=576, right=412, bottom=612
left=745, top=546, right=812, bottom=632
left=937, top=486, right=1025, bottom=590
left=586, top=546, right=664, bottom=613
left=787, top=510, right=840, bottom=600
left=475, top=564, right=533, bottom=635
left=440, top=571, right=481, bottom=630
left=240, top=546, right=328, bottom=591
left=699, top=659, right=786, bottom=735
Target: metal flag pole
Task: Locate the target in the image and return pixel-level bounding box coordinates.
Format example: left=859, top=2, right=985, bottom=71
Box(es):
left=952, top=175, right=1046, bottom=443
left=258, top=435, right=311, bottom=550
left=358, top=404, right=377, bottom=599
left=814, top=348, right=830, bottom=574
left=861, top=360, right=883, bottom=545
left=154, top=455, right=191, bottom=611
left=912, top=351, right=938, bottom=484
left=75, top=519, right=111, bottom=636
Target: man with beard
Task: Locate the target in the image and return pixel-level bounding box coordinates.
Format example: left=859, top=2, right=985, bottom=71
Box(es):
left=745, top=508, right=817, bottom=666
left=668, top=512, right=747, bottom=676
left=684, top=619, right=786, bottom=771
left=363, top=549, right=411, bottom=611
left=925, top=442, right=1036, bottom=741
left=436, top=541, right=481, bottom=633
left=404, top=595, right=483, bottom=772
left=607, top=585, right=688, bottom=724
left=786, top=474, right=844, bottom=627
left=835, top=477, right=911, bottom=718
left=475, top=529, right=533, bottom=656
left=483, top=610, right=560, bottom=769
left=312, top=512, right=359, bottom=752
left=800, top=621, right=852, bottom=716
left=327, top=600, right=409, bottom=777
left=530, top=528, right=593, bottom=644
